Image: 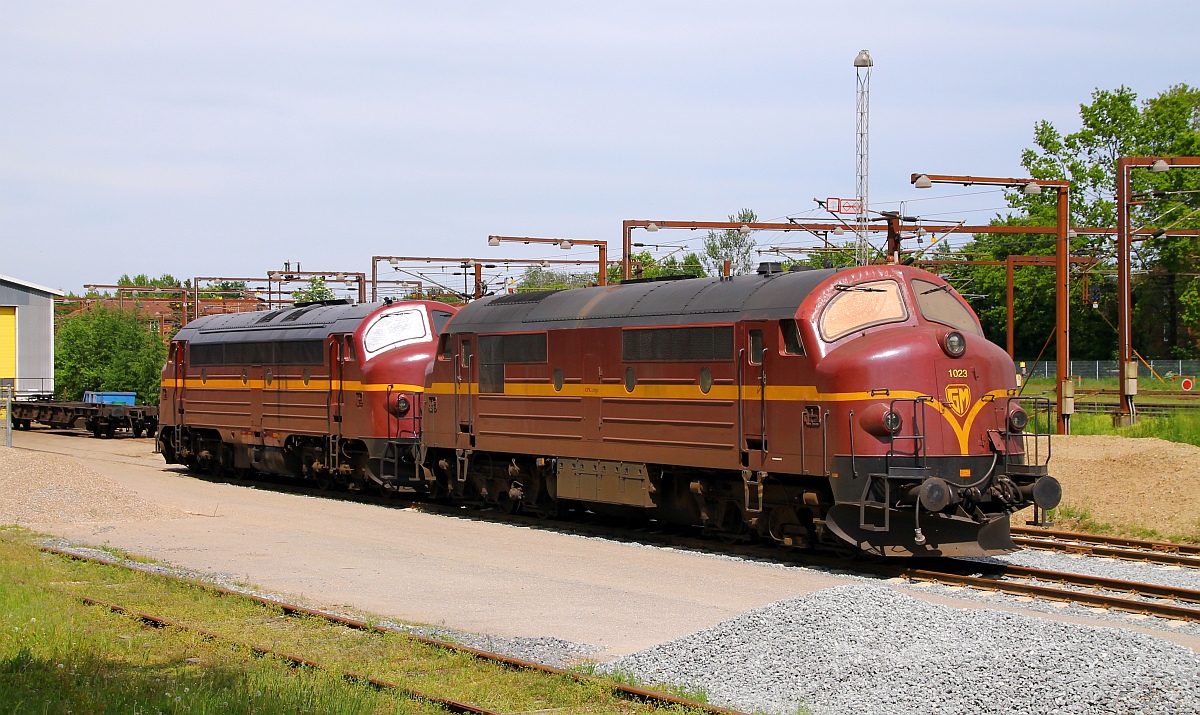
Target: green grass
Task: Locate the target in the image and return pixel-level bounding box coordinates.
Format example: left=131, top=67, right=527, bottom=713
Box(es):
left=1041, top=504, right=1200, bottom=545
left=1067, top=411, right=1200, bottom=447
left=0, top=528, right=707, bottom=715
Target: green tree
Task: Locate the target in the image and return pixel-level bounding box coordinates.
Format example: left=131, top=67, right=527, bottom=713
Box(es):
left=952, top=84, right=1200, bottom=358
left=55, top=306, right=168, bottom=404
left=702, top=208, right=758, bottom=276
left=609, top=250, right=706, bottom=283
left=200, top=280, right=248, bottom=299
left=293, top=276, right=336, bottom=303
left=116, top=273, right=186, bottom=298
left=513, top=266, right=594, bottom=291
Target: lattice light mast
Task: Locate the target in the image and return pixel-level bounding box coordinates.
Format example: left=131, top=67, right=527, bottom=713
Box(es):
left=853, top=49, right=873, bottom=266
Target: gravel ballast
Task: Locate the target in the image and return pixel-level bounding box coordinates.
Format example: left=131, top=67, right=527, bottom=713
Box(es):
left=604, top=584, right=1200, bottom=715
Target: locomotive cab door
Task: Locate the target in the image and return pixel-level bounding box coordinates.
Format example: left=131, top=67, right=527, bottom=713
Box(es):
left=170, top=341, right=185, bottom=453
left=741, top=323, right=770, bottom=470
left=454, top=336, right=474, bottom=448
left=329, top=336, right=345, bottom=437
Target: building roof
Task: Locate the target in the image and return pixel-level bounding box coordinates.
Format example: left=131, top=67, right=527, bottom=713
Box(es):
left=0, top=274, right=66, bottom=297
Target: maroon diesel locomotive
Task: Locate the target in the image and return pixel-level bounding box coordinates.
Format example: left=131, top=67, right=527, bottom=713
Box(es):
left=158, top=299, right=456, bottom=494
left=420, top=263, right=1061, bottom=557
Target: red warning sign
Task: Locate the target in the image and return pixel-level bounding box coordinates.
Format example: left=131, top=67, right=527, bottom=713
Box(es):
left=1183, top=377, right=1194, bottom=392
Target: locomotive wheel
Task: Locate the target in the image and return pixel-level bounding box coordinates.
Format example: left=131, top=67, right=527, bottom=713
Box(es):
left=376, top=480, right=394, bottom=499
left=716, top=501, right=750, bottom=544
left=314, top=472, right=333, bottom=491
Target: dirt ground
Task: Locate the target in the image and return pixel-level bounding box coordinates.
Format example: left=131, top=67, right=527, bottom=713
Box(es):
left=1044, top=435, right=1200, bottom=541
left=0, top=446, right=182, bottom=525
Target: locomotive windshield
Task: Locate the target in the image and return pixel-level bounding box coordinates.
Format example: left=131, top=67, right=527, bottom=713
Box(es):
left=819, top=280, right=908, bottom=341
left=363, top=308, right=430, bottom=356
left=911, top=279, right=983, bottom=336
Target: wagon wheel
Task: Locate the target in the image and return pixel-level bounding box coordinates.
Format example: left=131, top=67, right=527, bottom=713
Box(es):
left=132, top=423, right=146, bottom=438
left=314, top=471, right=333, bottom=491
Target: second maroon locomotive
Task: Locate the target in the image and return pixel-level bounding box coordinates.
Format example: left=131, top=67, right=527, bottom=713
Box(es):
left=419, top=263, right=1061, bottom=557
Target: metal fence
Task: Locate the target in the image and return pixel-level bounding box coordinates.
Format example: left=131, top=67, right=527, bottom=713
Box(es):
left=1, top=386, right=11, bottom=448
left=1014, top=359, right=1200, bottom=381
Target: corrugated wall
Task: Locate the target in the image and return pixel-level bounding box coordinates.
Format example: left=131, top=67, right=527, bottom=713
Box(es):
left=0, top=281, right=55, bottom=395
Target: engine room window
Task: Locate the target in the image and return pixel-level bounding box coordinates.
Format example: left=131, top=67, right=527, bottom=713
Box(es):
left=438, top=334, right=452, bottom=361
left=363, top=309, right=430, bottom=355
left=819, top=280, right=908, bottom=342
left=911, top=279, right=984, bottom=336
left=780, top=320, right=804, bottom=355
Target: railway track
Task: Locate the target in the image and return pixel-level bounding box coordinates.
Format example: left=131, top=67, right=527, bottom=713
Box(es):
left=895, top=560, right=1200, bottom=622
left=1010, top=526, right=1200, bottom=569
left=39, top=544, right=745, bottom=715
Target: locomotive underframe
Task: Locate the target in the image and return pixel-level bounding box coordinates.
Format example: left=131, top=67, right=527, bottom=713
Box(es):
left=158, top=425, right=430, bottom=495
left=425, top=440, right=1057, bottom=557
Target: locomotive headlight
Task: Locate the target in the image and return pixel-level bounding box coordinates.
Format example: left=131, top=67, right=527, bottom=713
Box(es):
left=942, top=330, right=966, bottom=357
left=396, top=395, right=411, bottom=415
left=1008, top=407, right=1028, bottom=433
left=861, top=403, right=903, bottom=436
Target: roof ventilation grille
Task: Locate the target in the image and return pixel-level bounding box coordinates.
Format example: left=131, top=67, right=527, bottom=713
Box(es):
left=756, top=262, right=784, bottom=275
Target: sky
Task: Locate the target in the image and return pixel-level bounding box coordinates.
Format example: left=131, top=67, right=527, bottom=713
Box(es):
left=2, top=1, right=1197, bottom=296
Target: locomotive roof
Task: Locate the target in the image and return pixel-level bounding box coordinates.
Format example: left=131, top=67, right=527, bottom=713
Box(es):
left=446, top=267, right=846, bottom=333
left=174, top=301, right=384, bottom=344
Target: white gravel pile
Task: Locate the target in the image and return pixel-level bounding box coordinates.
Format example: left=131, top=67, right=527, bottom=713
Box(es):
left=0, top=448, right=181, bottom=525
left=604, top=585, right=1200, bottom=715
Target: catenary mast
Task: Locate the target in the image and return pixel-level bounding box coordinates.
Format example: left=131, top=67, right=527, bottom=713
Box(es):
left=854, top=50, right=873, bottom=266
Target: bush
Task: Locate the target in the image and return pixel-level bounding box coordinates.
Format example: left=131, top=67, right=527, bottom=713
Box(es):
left=55, top=306, right=167, bottom=404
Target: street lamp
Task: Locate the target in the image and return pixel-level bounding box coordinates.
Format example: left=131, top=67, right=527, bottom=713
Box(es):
left=487, top=235, right=609, bottom=285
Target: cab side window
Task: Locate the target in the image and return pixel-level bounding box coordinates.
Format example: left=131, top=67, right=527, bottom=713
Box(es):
left=780, top=320, right=804, bottom=355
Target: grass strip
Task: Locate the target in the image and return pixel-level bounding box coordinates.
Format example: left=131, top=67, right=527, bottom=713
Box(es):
left=0, top=527, right=716, bottom=715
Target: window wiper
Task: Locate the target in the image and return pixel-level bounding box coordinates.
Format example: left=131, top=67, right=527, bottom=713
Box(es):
left=920, top=284, right=952, bottom=295
left=834, top=284, right=884, bottom=292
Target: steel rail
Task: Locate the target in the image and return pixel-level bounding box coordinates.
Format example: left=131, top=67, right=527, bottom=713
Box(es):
left=1010, top=527, right=1200, bottom=568
left=38, top=545, right=745, bottom=715
left=37, top=584, right=497, bottom=715
left=892, top=564, right=1200, bottom=622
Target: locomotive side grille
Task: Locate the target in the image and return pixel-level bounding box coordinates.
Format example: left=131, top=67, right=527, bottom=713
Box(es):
left=622, top=326, right=734, bottom=362
left=477, top=333, right=548, bottom=394
left=187, top=340, right=326, bottom=367
left=479, top=333, right=547, bottom=363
